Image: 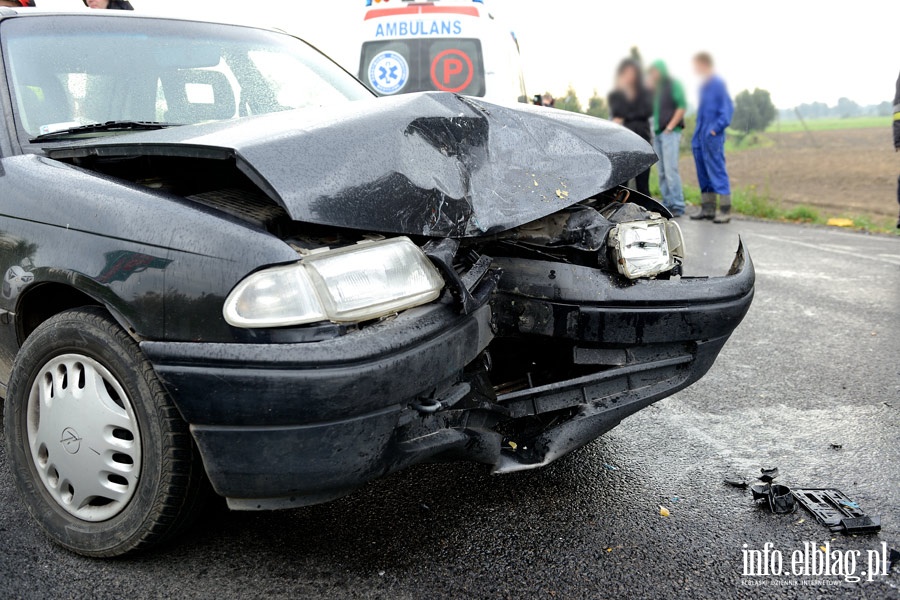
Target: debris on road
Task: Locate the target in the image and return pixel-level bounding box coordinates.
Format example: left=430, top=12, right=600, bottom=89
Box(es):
left=752, top=483, right=796, bottom=514
left=738, top=467, right=883, bottom=535
left=826, top=217, right=854, bottom=227
left=724, top=479, right=749, bottom=489
left=889, top=549, right=900, bottom=574
left=750, top=468, right=796, bottom=514
left=659, top=506, right=670, bottom=517
left=829, top=443, right=843, bottom=450
left=758, top=467, right=779, bottom=483
left=792, top=488, right=882, bottom=535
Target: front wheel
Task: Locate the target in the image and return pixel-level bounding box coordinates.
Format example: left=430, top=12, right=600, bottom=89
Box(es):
left=4, top=307, right=208, bottom=556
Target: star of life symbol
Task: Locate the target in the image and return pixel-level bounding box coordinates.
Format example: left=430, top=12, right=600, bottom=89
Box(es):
left=368, top=51, right=409, bottom=95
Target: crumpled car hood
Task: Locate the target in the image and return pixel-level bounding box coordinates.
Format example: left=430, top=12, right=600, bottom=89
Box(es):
left=48, top=92, right=656, bottom=237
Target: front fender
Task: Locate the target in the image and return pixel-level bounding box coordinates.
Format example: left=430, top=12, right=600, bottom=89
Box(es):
left=0, top=154, right=299, bottom=342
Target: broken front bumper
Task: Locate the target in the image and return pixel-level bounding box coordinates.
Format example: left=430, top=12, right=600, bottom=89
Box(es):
left=487, top=243, right=754, bottom=472
left=142, top=244, right=753, bottom=509
left=141, top=296, right=496, bottom=510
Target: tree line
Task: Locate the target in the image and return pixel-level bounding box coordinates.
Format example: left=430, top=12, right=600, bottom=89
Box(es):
left=779, top=99, right=893, bottom=121
left=554, top=85, right=610, bottom=120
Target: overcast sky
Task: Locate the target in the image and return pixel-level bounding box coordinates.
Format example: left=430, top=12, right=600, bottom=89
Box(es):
left=133, top=0, right=894, bottom=109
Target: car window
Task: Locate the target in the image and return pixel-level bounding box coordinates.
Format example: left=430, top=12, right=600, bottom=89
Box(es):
left=0, top=16, right=372, bottom=139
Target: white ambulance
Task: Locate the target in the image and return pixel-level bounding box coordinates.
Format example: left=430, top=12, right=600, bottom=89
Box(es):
left=358, top=0, right=527, bottom=104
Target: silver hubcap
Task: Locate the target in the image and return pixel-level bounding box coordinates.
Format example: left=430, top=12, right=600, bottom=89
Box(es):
left=26, top=354, right=142, bottom=521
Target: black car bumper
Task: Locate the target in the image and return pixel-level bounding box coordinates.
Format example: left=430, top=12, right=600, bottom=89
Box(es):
left=142, top=299, right=495, bottom=508
left=485, top=242, right=754, bottom=472
left=143, top=244, right=754, bottom=509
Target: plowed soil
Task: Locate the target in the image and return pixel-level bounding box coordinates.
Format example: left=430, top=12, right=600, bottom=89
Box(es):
left=681, top=127, right=899, bottom=218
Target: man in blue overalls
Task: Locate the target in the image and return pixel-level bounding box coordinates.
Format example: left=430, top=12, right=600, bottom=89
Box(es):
left=690, top=52, right=734, bottom=223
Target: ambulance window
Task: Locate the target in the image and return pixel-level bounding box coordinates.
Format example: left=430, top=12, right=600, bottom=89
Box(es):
left=426, top=40, right=484, bottom=96
left=360, top=39, right=485, bottom=97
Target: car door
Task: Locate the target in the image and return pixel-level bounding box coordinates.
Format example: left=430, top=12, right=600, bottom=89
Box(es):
left=0, top=43, right=25, bottom=388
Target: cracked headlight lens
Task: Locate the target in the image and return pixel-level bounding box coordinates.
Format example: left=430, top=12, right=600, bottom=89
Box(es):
left=224, top=237, right=444, bottom=327
left=609, top=219, right=684, bottom=279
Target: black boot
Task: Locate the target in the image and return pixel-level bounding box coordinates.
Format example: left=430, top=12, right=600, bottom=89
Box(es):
left=690, top=193, right=716, bottom=220
left=713, top=195, right=732, bottom=224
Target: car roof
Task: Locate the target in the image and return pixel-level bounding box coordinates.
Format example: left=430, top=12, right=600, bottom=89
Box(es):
left=0, top=7, right=275, bottom=33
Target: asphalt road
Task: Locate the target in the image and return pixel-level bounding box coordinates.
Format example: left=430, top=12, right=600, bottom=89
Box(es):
left=1, top=217, right=898, bottom=599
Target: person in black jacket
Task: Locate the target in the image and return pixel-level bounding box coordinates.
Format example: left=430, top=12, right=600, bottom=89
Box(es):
left=894, top=70, right=899, bottom=228
left=608, top=59, right=653, bottom=196
left=84, top=0, right=133, bottom=9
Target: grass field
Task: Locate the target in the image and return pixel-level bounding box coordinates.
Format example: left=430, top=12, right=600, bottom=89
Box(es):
left=766, top=115, right=891, bottom=133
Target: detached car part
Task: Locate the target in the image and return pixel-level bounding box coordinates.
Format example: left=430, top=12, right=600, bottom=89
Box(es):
left=0, top=11, right=753, bottom=556
left=793, top=489, right=882, bottom=535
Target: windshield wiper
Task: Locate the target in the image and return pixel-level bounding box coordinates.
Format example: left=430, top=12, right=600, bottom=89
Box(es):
left=29, top=120, right=181, bottom=142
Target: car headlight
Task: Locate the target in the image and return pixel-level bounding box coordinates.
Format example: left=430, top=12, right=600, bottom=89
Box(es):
left=609, top=219, right=685, bottom=279
left=223, top=237, right=444, bottom=328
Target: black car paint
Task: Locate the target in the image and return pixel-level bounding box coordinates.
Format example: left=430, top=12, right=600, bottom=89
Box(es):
left=0, top=12, right=754, bottom=511
left=48, top=92, right=656, bottom=238
left=0, top=154, right=300, bottom=345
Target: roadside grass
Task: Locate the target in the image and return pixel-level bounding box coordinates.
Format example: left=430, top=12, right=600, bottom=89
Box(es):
left=846, top=213, right=899, bottom=233
left=714, top=187, right=898, bottom=234
left=648, top=171, right=899, bottom=235
left=731, top=186, right=781, bottom=219
left=766, top=116, right=891, bottom=133
left=782, top=205, right=819, bottom=222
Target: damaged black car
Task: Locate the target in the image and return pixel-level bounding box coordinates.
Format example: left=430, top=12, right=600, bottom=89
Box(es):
left=0, top=11, right=754, bottom=556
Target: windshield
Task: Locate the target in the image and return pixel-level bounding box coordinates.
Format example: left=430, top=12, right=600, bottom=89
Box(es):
left=1, top=15, right=372, bottom=140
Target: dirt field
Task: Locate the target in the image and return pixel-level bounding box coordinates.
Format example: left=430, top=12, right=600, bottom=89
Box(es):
left=681, top=127, right=899, bottom=218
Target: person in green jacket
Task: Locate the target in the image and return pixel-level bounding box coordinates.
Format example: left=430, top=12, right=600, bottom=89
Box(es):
left=647, top=60, right=687, bottom=216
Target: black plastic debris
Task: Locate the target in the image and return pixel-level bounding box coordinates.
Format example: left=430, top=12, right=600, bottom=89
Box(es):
left=829, top=443, right=843, bottom=450
left=724, top=479, right=749, bottom=489
left=792, top=489, right=882, bottom=535
left=889, top=548, right=900, bottom=574
left=752, top=483, right=796, bottom=514
left=749, top=468, right=796, bottom=514
left=758, top=467, right=779, bottom=483
left=738, top=469, right=883, bottom=534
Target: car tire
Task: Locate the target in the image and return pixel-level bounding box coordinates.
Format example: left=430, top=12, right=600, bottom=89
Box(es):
left=3, top=307, right=209, bottom=557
